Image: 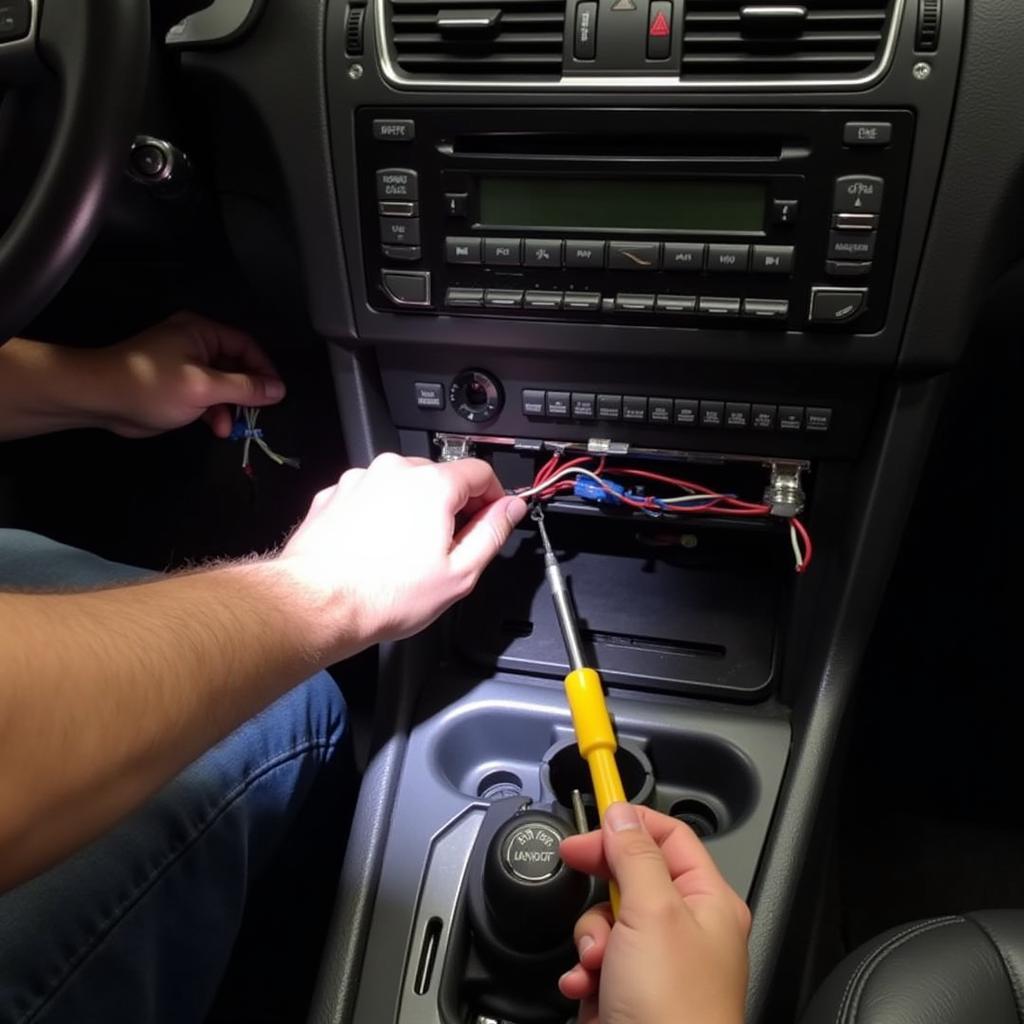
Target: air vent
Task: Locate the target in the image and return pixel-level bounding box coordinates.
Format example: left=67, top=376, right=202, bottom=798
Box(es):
left=387, top=0, right=566, bottom=79
left=682, top=0, right=899, bottom=82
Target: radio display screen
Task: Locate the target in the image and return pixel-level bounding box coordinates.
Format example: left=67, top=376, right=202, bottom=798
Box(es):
left=478, top=177, right=766, bottom=234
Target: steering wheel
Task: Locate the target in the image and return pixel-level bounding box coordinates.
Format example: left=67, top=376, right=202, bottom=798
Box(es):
left=0, top=0, right=150, bottom=341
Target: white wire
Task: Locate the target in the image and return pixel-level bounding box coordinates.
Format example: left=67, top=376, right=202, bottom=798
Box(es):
left=789, top=520, right=804, bottom=571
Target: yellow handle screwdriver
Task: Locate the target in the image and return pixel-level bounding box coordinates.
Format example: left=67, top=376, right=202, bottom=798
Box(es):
left=532, top=506, right=626, bottom=918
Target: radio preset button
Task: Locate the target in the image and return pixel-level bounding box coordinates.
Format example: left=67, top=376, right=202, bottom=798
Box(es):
left=648, top=397, right=673, bottom=424
left=662, top=242, right=706, bottom=272
left=597, top=394, right=622, bottom=420
left=609, top=241, right=661, bottom=270
left=743, top=298, right=789, bottom=320
left=572, top=393, right=597, bottom=419
left=751, top=245, right=794, bottom=274
left=700, top=401, right=724, bottom=428
left=833, top=174, right=884, bottom=213
left=381, top=217, right=421, bottom=246
left=673, top=399, right=698, bottom=426
left=563, top=292, right=603, bottom=311
left=484, top=289, right=524, bottom=308
left=615, top=293, right=656, bottom=312
left=523, top=239, right=563, bottom=267
left=574, top=0, right=598, bottom=59
left=707, top=244, right=750, bottom=273
left=698, top=296, right=742, bottom=315
left=565, top=239, right=607, bottom=268
left=622, top=396, right=648, bottom=422
left=656, top=294, right=697, bottom=313
left=827, top=231, right=876, bottom=261
left=376, top=168, right=418, bottom=200
left=445, top=287, right=484, bottom=308
left=524, top=290, right=563, bottom=309
left=485, top=237, right=523, bottom=265
left=446, top=236, right=482, bottom=264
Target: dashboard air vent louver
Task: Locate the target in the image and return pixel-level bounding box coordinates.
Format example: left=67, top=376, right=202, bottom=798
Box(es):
left=387, top=0, right=566, bottom=79
left=682, top=0, right=897, bottom=82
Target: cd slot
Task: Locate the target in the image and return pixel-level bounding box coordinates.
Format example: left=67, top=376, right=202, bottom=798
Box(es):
left=439, top=132, right=811, bottom=163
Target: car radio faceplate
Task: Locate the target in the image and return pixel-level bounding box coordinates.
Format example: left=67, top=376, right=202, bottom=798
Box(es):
left=357, top=107, right=914, bottom=336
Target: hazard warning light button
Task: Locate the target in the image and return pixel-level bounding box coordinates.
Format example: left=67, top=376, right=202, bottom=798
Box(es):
left=647, top=0, right=672, bottom=60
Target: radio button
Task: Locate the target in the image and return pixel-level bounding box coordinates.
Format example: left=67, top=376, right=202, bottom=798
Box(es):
left=597, top=394, right=622, bottom=420
left=615, top=293, right=656, bottom=312
left=524, top=290, right=563, bottom=309
left=524, top=239, right=563, bottom=267
left=563, top=291, right=603, bottom=311
left=376, top=168, right=418, bottom=200
left=833, top=174, right=884, bottom=213
left=751, top=245, right=794, bottom=274
left=656, top=294, right=697, bottom=313
left=445, top=287, right=484, bottom=308
left=698, top=296, right=741, bottom=315
left=663, top=242, right=705, bottom=272
left=622, top=396, right=648, bottom=422
left=446, top=236, right=483, bottom=264
left=485, top=237, right=523, bottom=266
left=445, top=192, right=469, bottom=217
left=649, top=397, right=673, bottom=424
left=673, top=399, right=699, bottom=426
left=707, top=244, right=750, bottom=273
left=372, top=118, right=415, bottom=142
left=572, top=393, right=597, bottom=419
left=382, top=244, right=422, bottom=262
left=565, top=240, right=607, bottom=268
left=700, top=401, right=724, bottom=428
left=843, top=122, right=892, bottom=147
left=825, top=259, right=872, bottom=278
left=381, top=217, right=421, bottom=246
left=743, top=298, right=789, bottom=320
left=809, top=287, right=868, bottom=324
left=609, top=241, right=661, bottom=271
left=827, top=231, right=876, bottom=261
left=484, top=289, right=524, bottom=308
left=772, top=198, right=800, bottom=226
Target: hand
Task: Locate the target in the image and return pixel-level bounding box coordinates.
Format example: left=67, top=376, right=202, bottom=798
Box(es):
left=278, top=454, right=527, bottom=652
left=90, top=312, right=285, bottom=438
left=559, top=803, right=751, bottom=1024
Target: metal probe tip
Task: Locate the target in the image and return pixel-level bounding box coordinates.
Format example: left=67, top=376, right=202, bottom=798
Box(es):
left=571, top=788, right=589, bottom=835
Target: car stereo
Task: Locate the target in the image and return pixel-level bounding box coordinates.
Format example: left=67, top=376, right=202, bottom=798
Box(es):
left=357, top=107, right=914, bottom=333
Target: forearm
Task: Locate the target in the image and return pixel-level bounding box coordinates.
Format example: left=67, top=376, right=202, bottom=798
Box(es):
left=0, top=338, right=110, bottom=441
left=0, top=559, right=356, bottom=890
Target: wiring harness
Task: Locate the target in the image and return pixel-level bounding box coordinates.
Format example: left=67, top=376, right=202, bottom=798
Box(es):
left=515, top=452, right=813, bottom=573
left=229, top=407, right=301, bottom=478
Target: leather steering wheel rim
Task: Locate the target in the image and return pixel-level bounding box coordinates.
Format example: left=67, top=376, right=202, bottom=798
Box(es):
left=0, top=0, right=150, bottom=341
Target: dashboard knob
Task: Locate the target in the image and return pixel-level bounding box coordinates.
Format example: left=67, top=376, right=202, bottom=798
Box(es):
left=450, top=369, right=504, bottom=424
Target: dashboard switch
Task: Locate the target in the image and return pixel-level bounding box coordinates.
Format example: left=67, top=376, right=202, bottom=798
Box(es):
left=809, top=287, right=868, bottom=324
left=597, top=394, right=622, bottom=420
left=707, top=244, right=750, bottom=273
left=623, top=396, right=648, bottom=422
left=372, top=118, right=415, bottom=142
left=572, top=393, right=597, bottom=419
left=828, top=231, right=876, bottom=261
left=700, top=401, right=724, bottom=428
left=574, top=0, right=597, bottom=59
left=0, top=0, right=31, bottom=41
left=751, top=245, right=794, bottom=274
left=647, top=1, right=673, bottom=60
left=546, top=391, right=571, bottom=418
left=522, top=389, right=546, bottom=416
left=833, top=174, right=884, bottom=213
left=414, top=382, right=445, bottom=410
left=843, top=122, right=892, bottom=147
left=609, top=241, right=661, bottom=270
left=447, top=237, right=482, bottom=264
left=380, top=217, right=420, bottom=246
left=673, top=399, right=698, bottom=425
left=376, top=168, right=418, bottom=200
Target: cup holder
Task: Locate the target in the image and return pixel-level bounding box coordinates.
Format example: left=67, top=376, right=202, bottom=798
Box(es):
left=540, top=738, right=655, bottom=813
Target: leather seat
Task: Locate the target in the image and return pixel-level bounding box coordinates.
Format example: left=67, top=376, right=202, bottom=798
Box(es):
left=801, top=912, right=1024, bottom=1023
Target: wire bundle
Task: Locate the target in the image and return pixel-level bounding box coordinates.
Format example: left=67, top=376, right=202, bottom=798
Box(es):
left=516, top=453, right=813, bottom=573
left=231, top=407, right=301, bottom=477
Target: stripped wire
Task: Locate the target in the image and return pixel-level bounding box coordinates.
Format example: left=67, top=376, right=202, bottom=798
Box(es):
left=231, top=407, right=301, bottom=477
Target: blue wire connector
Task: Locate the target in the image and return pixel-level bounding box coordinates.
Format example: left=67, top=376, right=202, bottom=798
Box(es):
left=574, top=477, right=626, bottom=504
left=228, top=419, right=263, bottom=442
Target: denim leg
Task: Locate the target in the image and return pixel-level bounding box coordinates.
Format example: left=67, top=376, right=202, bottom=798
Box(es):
left=0, top=531, right=348, bottom=1024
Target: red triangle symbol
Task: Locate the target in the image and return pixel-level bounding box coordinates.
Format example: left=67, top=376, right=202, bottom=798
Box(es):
left=650, top=11, right=670, bottom=36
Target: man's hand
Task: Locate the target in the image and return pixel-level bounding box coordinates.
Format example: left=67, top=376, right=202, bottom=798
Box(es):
left=91, top=312, right=285, bottom=438
left=559, top=803, right=751, bottom=1024
left=279, top=454, right=527, bottom=652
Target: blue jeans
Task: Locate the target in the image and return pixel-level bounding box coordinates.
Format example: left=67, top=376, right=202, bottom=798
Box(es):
left=0, top=531, right=349, bottom=1024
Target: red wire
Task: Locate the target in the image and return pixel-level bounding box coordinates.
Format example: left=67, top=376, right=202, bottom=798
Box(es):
left=792, top=517, right=813, bottom=573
